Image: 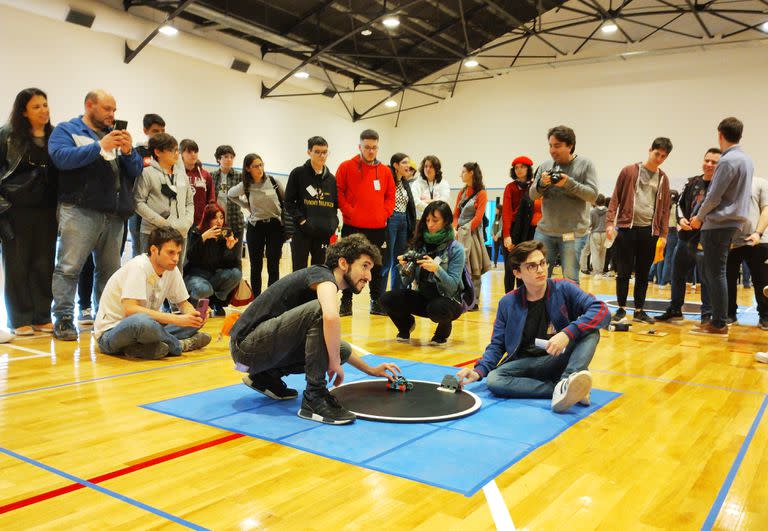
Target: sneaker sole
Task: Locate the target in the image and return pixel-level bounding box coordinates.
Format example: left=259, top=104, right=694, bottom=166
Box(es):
left=297, top=408, right=355, bottom=425
left=689, top=328, right=728, bottom=338
left=395, top=337, right=410, bottom=343
left=123, top=343, right=170, bottom=360
left=611, top=317, right=629, bottom=325
left=242, top=376, right=297, bottom=400
left=552, top=373, right=592, bottom=413
left=656, top=317, right=685, bottom=324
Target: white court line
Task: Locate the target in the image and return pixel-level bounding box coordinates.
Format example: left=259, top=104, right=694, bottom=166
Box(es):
left=483, top=480, right=516, bottom=531
left=2, top=343, right=54, bottom=356
left=0, top=353, right=51, bottom=362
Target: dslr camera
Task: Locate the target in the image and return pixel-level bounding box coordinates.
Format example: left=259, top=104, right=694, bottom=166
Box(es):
left=401, top=249, right=423, bottom=276
left=548, top=171, right=563, bottom=184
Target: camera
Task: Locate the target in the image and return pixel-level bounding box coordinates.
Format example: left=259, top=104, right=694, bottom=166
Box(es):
left=219, top=226, right=233, bottom=238
left=549, top=171, right=563, bottom=184
left=401, top=249, right=423, bottom=275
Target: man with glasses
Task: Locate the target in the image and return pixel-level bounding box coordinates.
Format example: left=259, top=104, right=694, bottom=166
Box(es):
left=285, top=136, right=339, bottom=271
left=336, top=129, right=395, bottom=316
left=456, top=240, right=609, bottom=413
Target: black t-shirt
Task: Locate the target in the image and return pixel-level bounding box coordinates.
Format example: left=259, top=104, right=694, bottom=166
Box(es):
left=517, top=297, right=550, bottom=358
left=231, top=265, right=337, bottom=343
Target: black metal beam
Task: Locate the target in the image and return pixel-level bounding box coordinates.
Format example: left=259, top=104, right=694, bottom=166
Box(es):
left=319, top=62, right=353, bottom=121
left=356, top=101, right=440, bottom=121
left=706, top=10, right=768, bottom=36
left=580, top=0, right=635, bottom=43
left=450, top=61, right=463, bottom=98
left=573, top=20, right=604, bottom=55
left=722, top=19, right=768, bottom=39
left=283, top=0, right=339, bottom=35
left=510, top=35, right=530, bottom=67
left=394, top=90, right=406, bottom=128
left=124, top=0, right=197, bottom=64
left=638, top=13, right=687, bottom=42
left=683, top=0, right=714, bottom=38
left=458, top=0, right=471, bottom=54
left=481, top=0, right=567, bottom=55
left=620, top=13, right=703, bottom=39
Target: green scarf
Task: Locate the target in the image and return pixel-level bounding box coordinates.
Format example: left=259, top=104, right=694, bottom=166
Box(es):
left=423, top=226, right=454, bottom=246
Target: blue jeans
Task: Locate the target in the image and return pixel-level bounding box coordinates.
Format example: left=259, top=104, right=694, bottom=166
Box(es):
left=534, top=229, right=588, bottom=284
left=184, top=267, right=242, bottom=303
left=382, top=212, right=409, bottom=291
left=660, top=227, right=678, bottom=285
left=97, top=313, right=199, bottom=356
left=670, top=237, right=710, bottom=315
left=700, top=228, right=737, bottom=328
left=52, top=204, right=124, bottom=320
left=128, top=213, right=142, bottom=257
left=486, top=331, right=599, bottom=398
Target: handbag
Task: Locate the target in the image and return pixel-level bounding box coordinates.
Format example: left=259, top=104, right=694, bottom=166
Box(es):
left=268, top=175, right=295, bottom=241
left=229, top=279, right=255, bottom=307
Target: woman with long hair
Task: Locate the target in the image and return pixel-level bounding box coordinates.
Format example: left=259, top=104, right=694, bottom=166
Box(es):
left=228, top=153, right=284, bottom=296
left=381, top=152, right=416, bottom=291
left=380, top=200, right=465, bottom=345
left=454, top=162, right=491, bottom=310
left=502, top=156, right=536, bottom=291
left=0, top=88, right=58, bottom=336
left=411, top=155, right=451, bottom=218
left=183, top=203, right=242, bottom=316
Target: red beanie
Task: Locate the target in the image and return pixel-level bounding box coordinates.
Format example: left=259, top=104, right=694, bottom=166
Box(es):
left=511, top=155, right=533, bottom=167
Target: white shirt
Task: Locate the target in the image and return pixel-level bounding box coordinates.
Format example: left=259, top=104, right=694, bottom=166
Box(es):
left=93, top=255, right=189, bottom=338
left=411, top=177, right=452, bottom=217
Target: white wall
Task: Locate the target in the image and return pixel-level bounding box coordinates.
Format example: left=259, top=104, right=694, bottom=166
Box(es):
left=0, top=4, right=394, bottom=176
left=393, top=44, right=768, bottom=196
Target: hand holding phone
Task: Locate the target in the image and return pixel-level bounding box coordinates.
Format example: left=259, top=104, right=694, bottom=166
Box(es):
left=196, top=298, right=210, bottom=320
left=114, top=119, right=128, bottom=131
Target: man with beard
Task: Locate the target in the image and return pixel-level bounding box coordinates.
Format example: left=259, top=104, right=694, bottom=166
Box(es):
left=229, top=234, right=401, bottom=425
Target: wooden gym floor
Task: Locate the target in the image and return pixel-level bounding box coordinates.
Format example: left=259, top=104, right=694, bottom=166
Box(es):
left=1, top=256, right=767, bottom=530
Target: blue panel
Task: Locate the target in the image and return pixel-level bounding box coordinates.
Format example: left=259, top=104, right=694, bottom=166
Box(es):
left=447, top=401, right=571, bottom=443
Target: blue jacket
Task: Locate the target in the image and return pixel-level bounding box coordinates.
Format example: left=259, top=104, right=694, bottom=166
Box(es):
left=474, top=279, right=610, bottom=379
left=399, top=239, right=465, bottom=301
left=48, top=116, right=142, bottom=218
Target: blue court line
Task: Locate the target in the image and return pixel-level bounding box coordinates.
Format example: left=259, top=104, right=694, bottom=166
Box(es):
left=0, top=446, right=209, bottom=530
left=0, top=356, right=230, bottom=399
left=701, top=395, right=768, bottom=530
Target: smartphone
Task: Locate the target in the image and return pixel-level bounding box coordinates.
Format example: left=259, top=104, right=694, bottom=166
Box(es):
left=114, top=119, right=128, bottom=131
left=196, top=298, right=210, bottom=317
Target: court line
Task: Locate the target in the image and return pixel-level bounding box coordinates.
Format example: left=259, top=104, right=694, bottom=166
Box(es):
left=1, top=343, right=54, bottom=356
left=482, top=480, right=516, bottom=530
left=0, top=433, right=244, bottom=516
left=0, top=353, right=51, bottom=362
left=0, top=446, right=210, bottom=529
left=701, top=395, right=768, bottom=530
left=0, top=356, right=230, bottom=399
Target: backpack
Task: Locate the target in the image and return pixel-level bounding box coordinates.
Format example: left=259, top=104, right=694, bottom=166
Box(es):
left=449, top=240, right=475, bottom=313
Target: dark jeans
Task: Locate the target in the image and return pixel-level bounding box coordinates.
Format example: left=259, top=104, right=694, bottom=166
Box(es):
left=232, top=300, right=352, bottom=400
left=97, top=313, right=199, bottom=357
left=701, top=228, right=737, bottom=328
left=340, top=224, right=386, bottom=304
left=486, top=331, right=599, bottom=398
left=2, top=207, right=57, bottom=328
left=614, top=226, right=657, bottom=309
left=380, top=289, right=463, bottom=339
left=382, top=212, right=409, bottom=291
left=290, top=228, right=328, bottom=272
left=245, top=218, right=283, bottom=297
left=727, top=244, right=768, bottom=320
left=78, top=254, right=95, bottom=311
left=669, top=237, right=710, bottom=315
left=492, top=239, right=503, bottom=266
left=660, top=227, right=678, bottom=285
left=184, top=267, right=242, bottom=304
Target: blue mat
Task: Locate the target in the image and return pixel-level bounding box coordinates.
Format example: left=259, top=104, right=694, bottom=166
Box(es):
left=142, top=355, right=620, bottom=496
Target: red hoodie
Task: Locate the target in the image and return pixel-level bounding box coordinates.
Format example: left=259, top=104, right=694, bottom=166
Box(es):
left=336, top=154, right=395, bottom=229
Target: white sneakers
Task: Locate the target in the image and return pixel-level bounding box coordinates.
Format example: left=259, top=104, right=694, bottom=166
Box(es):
left=0, top=329, right=14, bottom=343
left=756, top=352, right=768, bottom=364
left=551, top=370, right=593, bottom=413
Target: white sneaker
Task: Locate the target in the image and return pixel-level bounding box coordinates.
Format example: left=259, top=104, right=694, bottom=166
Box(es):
left=756, top=352, right=768, bottom=364
left=0, top=329, right=14, bottom=343
left=552, top=370, right=592, bottom=413
left=578, top=391, right=591, bottom=407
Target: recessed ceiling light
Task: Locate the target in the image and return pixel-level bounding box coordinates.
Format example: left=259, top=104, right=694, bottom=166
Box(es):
left=464, top=58, right=479, bottom=67
left=293, top=71, right=310, bottom=79
left=384, top=100, right=397, bottom=108
left=762, top=21, right=768, bottom=33
left=601, top=22, right=618, bottom=34
left=382, top=17, right=400, bottom=29
left=361, top=29, right=373, bottom=36
left=159, top=24, right=178, bottom=36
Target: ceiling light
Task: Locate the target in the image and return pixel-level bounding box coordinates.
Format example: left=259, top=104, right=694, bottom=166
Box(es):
left=601, top=22, right=618, bottom=34
left=293, top=71, right=310, bottom=79
left=382, top=17, right=400, bottom=29
left=361, top=29, right=373, bottom=36
left=464, top=58, right=479, bottom=68
left=384, top=100, right=397, bottom=108
left=159, top=24, right=178, bottom=36
left=762, top=21, right=768, bottom=33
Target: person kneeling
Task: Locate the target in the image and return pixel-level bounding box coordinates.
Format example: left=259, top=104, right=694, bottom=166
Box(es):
left=94, top=228, right=212, bottom=359
left=230, top=234, right=401, bottom=425
left=381, top=200, right=465, bottom=346
left=184, top=203, right=242, bottom=316
left=456, top=240, right=610, bottom=412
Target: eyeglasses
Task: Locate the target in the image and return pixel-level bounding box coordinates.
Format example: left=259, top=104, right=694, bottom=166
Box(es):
left=311, top=150, right=329, bottom=156
left=522, top=259, right=547, bottom=273
left=249, top=163, right=264, bottom=170
left=361, top=144, right=378, bottom=151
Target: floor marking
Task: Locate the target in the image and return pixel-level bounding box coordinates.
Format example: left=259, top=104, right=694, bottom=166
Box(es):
left=1, top=343, right=54, bottom=356
left=482, top=480, right=516, bottom=530
left=0, top=353, right=51, bottom=362
left=0, top=446, right=210, bottom=529
left=701, top=395, right=768, bottom=530
left=0, top=433, right=244, bottom=515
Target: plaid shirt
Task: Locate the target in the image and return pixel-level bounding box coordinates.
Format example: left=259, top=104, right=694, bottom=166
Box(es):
left=211, top=168, right=245, bottom=235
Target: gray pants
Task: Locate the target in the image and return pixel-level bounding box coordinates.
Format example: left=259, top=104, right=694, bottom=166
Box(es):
left=233, top=300, right=352, bottom=400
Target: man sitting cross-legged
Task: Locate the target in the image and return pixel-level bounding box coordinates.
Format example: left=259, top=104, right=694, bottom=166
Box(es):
left=93, top=227, right=212, bottom=359
left=456, top=240, right=610, bottom=412
left=229, top=234, right=401, bottom=425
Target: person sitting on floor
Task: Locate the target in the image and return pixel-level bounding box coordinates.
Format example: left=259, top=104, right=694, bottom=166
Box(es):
left=229, top=234, right=401, bottom=426
left=456, top=239, right=610, bottom=413
left=93, top=227, right=211, bottom=359
left=184, top=203, right=242, bottom=316
left=380, top=200, right=466, bottom=346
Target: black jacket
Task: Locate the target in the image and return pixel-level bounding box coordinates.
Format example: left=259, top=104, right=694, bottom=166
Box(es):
left=184, top=227, right=241, bottom=275
left=677, top=175, right=710, bottom=242
left=285, top=160, right=339, bottom=240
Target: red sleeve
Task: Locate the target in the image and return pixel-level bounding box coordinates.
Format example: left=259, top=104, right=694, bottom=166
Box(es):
left=453, top=189, right=464, bottom=229
left=502, top=183, right=515, bottom=238
left=336, top=161, right=352, bottom=217
left=470, top=190, right=488, bottom=232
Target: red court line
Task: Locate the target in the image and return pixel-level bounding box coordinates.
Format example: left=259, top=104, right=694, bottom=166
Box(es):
left=453, top=358, right=479, bottom=367
left=0, top=433, right=244, bottom=514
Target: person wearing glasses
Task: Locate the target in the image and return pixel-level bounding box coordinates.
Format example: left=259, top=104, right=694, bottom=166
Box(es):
left=456, top=240, right=609, bottom=413
left=285, top=136, right=338, bottom=271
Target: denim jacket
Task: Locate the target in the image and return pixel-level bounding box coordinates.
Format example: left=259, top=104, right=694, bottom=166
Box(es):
left=399, top=239, right=465, bottom=301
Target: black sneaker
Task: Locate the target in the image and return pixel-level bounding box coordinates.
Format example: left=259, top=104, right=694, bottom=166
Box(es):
left=180, top=332, right=212, bottom=352
left=429, top=336, right=448, bottom=346
left=339, top=299, right=352, bottom=317
left=77, top=307, right=94, bottom=326
left=611, top=308, right=627, bottom=323
left=725, top=316, right=737, bottom=327
left=633, top=310, right=655, bottom=324
left=759, top=318, right=768, bottom=331
left=54, top=317, right=78, bottom=341
left=211, top=300, right=226, bottom=317
left=429, top=321, right=451, bottom=346
left=123, top=342, right=170, bottom=360
left=468, top=304, right=479, bottom=312
left=655, top=308, right=684, bottom=322
left=701, top=314, right=712, bottom=326
left=396, top=317, right=416, bottom=343
left=370, top=300, right=387, bottom=316
left=243, top=373, right=298, bottom=400
left=298, top=393, right=356, bottom=425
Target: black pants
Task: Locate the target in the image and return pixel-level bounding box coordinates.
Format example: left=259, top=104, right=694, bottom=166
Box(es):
left=727, top=243, right=768, bottom=320
left=246, top=218, right=283, bottom=297
left=340, top=224, right=386, bottom=304
left=2, top=207, right=57, bottom=328
left=614, top=226, right=657, bottom=309
left=380, top=289, right=463, bottom=339
left=291, top=229, right=327, bottom=272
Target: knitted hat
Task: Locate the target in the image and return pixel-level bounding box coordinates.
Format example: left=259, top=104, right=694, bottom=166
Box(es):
left=511, top=155, right=533, bottom=167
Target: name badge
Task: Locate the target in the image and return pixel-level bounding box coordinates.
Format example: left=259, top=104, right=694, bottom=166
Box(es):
left=306, top=185, right=318, bottom=197
left=373, top=179, right=381, bottom=191
left=562, top=232, right=575, bottom=242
